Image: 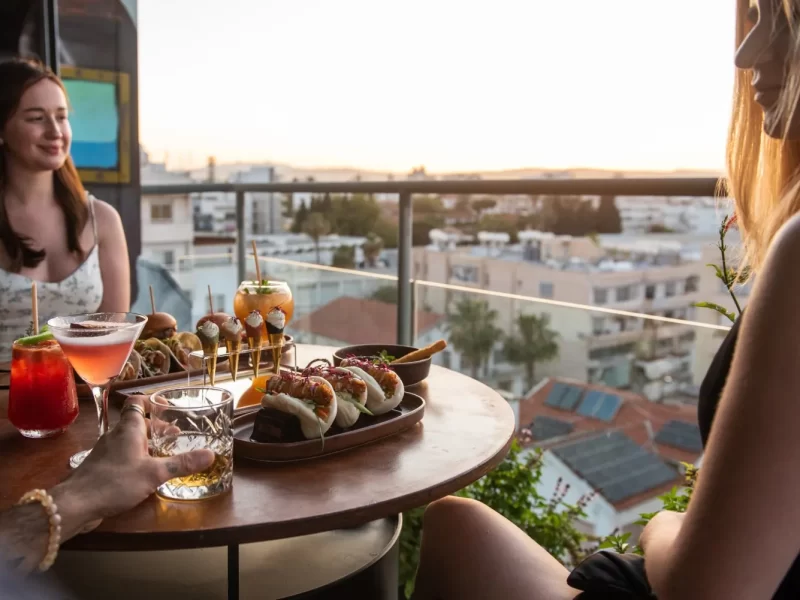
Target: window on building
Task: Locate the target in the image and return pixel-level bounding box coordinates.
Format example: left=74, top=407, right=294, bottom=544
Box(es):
left=212, top=294, right=226, bottom=313
left=665, top=282, right=677, bottom=297
left=616, top=286, right=632, bottom=302
left=593, top=288, right=608, bottom=305
left=592, top=317, right=605, bottom=335
left=685, top=276, right=699, bottom=293
left=441, top=351, right=452, bottom=369
left=162, top=250, right=175, bottom=268
left=150, top=203, right=173, bottom=222
left=645, top=285, right=655, bottom=300
left=450, top=265, right=479, bottom=283
left=539, top=282, right=554, bottom=298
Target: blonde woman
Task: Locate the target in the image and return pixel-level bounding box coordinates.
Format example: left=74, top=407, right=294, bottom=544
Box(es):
left=412, top=1, right=800, bottom=598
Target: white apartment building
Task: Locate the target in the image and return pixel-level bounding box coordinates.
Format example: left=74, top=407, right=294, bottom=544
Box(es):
left=192, top=165, right=284, bottom=236
left=140, top=151, right=194, bottom=292
left=616, top=196, right=722, bottom=235
left=414, top=230, right=715, bottom=402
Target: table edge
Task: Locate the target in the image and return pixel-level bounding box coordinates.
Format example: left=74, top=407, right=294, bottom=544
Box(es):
left=63, top=428, right=514, bottom=551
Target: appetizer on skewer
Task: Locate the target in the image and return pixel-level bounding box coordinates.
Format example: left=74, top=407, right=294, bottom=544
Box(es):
left=340, top=357, right=405, bottom=415
left=196, top=320, right=220, bottom=385
left=252, top=371, right=338, bottom=443
left=303, top=365, right=370, bottom=428
left=266, top=307, right=286, bottom=374
left=244, top=310, right=264, bottom=378
left=221, top=317, right=243, bottom=381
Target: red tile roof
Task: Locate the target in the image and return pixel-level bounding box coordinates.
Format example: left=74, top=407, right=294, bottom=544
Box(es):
left=293, top=297, right=445, bottom=345
left=519, top=377, right=702, bottom=510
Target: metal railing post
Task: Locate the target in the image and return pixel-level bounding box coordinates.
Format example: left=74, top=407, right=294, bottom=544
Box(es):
left=236, top=190, right=246, bottom=283
left=397, top=192, right=413, bottom=345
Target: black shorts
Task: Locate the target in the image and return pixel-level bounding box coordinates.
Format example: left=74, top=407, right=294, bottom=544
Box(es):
left=568, top=551, right=655, bottom=599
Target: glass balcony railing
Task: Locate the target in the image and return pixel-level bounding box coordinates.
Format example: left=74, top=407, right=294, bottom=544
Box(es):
left=136, top=178, right=734, bottom=543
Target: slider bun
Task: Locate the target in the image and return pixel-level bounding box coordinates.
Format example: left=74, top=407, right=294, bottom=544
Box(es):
left=341, top=366, right=404, bottom=416
left=141, top=312, right=178, bottom=339
left=333, top=376, right=369, bottom=428
left=261, top=376, right=337, bottom=439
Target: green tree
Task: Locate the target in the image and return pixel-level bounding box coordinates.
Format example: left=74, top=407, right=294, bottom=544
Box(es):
left=331, top=245, right=356, bottom=269
left=476, top=214, right=520, bottom=243
left=413, top=214, right=446, bottom=246
left=400, top=440, right=592, bottom=598
left=332, top=193, right=381, bottom=236
left=371, top=285, right=397, bottom=304
left=373, top=217, right=399, bottom=248
left=446, top=297, right=503, bottom=379
left=302, top=212, right=331, bottom=264
left=291, top=201, right=309, bottom=233
left=362, top=233, right=385, bottom=267
left=414, top=195, right=446, bottom=214
left=595, top=195, right=622, bottom=234
left=503, top=313, right=560, bottom=392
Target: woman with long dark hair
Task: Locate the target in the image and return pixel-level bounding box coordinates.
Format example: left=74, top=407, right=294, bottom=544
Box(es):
left=412, top=1, right=800, bottom=598
left=0, top=58, right=129, bottom=362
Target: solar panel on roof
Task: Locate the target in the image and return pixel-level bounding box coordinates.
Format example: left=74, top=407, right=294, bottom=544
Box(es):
left=530, top=416, right=574, bottom=441
left=576, top=390, right=604, bottom=417
left=593, top=394, right=622, bottom=422
left=560, top=386, right=583, bottom=410
left=544, top=383, right=568, bottom=409
left=551, top=431, right=678, bottom=504
left=655, top=420, right=703, bottom=452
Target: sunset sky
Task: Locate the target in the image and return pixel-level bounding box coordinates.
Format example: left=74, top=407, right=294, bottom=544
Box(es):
left=137, top=0, right=735, bottom=173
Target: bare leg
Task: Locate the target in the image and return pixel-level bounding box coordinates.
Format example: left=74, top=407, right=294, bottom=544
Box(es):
left=412, top=496, right=580, bottom=600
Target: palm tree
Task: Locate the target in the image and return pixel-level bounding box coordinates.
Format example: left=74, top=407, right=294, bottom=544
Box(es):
left=447, top=298, right=503, bottom=379
left=503, top=313, right=559, bottom=392
left=303, top=212, right=331, bottom=264
left=362, top=234, right=384, bottom=267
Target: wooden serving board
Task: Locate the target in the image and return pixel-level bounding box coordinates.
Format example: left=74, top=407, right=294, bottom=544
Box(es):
left=232, top=392, right=426, bottom=463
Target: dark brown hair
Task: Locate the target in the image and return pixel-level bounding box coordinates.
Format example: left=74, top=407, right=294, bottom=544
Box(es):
left=0, top=58, right=89, bottom=272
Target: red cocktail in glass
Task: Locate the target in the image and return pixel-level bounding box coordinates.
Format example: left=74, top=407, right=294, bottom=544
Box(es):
left=8, top=339, right=79, bottom=438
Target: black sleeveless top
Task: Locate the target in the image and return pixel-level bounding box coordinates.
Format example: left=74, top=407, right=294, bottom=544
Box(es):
left=698, top=316, right=800, bottom=598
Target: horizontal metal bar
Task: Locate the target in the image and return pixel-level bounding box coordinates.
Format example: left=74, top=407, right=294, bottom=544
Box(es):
left=142, top=177, right=723, bottom=198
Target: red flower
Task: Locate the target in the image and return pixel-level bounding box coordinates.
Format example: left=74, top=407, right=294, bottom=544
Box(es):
left=724, top=214, right=738, bottom=232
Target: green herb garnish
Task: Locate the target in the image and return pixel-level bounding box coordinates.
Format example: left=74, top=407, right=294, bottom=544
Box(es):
left=372, top=350, right=395, bottom=365
left=349, top=400, right=374, bottom=416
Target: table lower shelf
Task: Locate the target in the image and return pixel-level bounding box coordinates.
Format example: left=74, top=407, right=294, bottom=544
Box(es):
left=50, top=516, right=401, bottom=600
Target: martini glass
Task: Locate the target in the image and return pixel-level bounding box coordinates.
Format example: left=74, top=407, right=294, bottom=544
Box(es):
left=48, top=312, right=147, bottom=468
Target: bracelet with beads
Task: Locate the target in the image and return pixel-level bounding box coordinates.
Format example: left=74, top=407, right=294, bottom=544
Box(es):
left=16, top=489, right=62, bottom=572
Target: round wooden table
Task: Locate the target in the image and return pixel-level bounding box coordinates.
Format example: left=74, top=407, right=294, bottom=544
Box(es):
left=0, top=344, right=515, bottom=597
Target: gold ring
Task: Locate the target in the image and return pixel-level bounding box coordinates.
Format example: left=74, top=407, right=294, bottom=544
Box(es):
left=121, top=403, right=146, bottom=419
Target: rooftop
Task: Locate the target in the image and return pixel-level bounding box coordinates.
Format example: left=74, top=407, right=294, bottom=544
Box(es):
left=520, top=377, right=702, bottom=508
left=293, top=297, right=445, bottom=345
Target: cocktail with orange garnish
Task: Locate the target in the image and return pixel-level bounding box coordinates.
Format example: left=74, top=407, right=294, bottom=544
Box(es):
left=233, top=281, right=294, bottom=336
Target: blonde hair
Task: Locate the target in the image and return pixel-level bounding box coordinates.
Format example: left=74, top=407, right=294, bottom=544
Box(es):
left=727, top=0, right=800, bottom=273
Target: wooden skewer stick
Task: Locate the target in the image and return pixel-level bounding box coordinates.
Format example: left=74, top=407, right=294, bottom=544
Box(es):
left=252, top=240, right=262, bottom=283
left=149, top=285, right=156, bottom=314
left=208, top=285, right=215, bottom=314
left=31, top=283, right=39, bottom=335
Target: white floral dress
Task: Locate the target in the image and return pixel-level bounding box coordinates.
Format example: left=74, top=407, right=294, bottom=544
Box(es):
left=0, top=196, right=104, bottom=362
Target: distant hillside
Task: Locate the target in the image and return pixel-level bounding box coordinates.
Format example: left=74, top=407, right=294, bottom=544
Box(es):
left=186, top=162, right=723, bottom=183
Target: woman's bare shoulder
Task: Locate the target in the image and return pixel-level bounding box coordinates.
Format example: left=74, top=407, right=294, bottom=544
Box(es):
left=90, top=198, right=123, bottom=236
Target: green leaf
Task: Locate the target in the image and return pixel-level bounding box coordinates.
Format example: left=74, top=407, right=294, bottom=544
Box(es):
left=692, top=302, right=736, bottom=323
left=349, top=399, right=374, bottom=416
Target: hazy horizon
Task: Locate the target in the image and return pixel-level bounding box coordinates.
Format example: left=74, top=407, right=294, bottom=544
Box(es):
left=138, top=1, right=735, bottom=173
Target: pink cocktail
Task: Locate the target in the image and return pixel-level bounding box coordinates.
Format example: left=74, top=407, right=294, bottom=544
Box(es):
left=48, top=313, right=147, bottom=468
